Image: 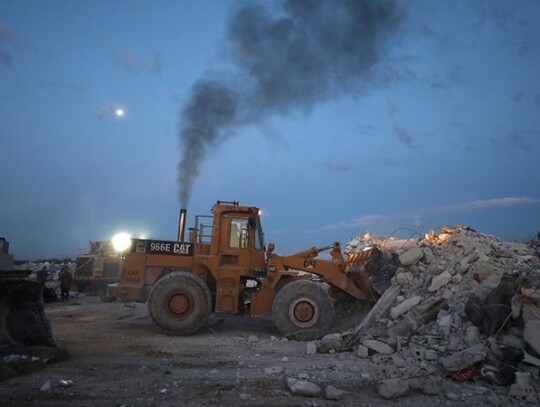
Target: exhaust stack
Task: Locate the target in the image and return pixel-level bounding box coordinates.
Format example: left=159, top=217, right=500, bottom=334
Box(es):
left=177, top=209, right=187, bottom=242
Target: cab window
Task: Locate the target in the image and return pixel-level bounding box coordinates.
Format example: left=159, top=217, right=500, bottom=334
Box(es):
left=254, top=216, right=264, bottom=250
left=229, top=218, right=249, bottom=248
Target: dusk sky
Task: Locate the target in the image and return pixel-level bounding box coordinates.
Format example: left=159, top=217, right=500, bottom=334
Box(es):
left=1, top=0, right=539, bottom=260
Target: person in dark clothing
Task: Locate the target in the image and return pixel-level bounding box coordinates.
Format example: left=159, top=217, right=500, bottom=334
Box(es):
left=59, top=266, right=72, bottom=301
left=37, top=265, right=48, bottom=286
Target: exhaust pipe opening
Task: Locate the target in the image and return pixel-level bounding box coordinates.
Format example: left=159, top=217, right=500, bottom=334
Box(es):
left=178, top=209, right=187, bottom=242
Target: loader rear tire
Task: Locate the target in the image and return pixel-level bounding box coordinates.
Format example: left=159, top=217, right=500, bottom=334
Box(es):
left=148, top=271, right=212, bottom=335
left=272, top=280, right=334, bottom=341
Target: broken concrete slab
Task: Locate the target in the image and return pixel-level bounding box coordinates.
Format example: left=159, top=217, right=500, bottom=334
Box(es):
left=286, top=378, right=321, bottom=397
left=408, top=377, right=441, bottom=395
left=440, top=343, right=487, bottom=372
left=362, top=339, right=394, bottom=355
left=325, top=385, right=347, bottom=400
left=305, top=342, right=317, bottom=355
left=428, top=270, right=452, bottom=292
left=377, top=378, right=409, bottom=399
left=394, top=271, right=415, bottom=286
left=390, top=295, right=421, bottom=319
left=356, top=344, right=369, bottom=359
left=399, top=247, right=424, bottom=266
left=264, top=366, right=283, bottom=375
left=320, top=333, right=343, bottom=350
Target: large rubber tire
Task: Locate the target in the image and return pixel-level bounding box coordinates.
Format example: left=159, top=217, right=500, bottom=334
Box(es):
left=148, top=271, right=212, bottom=335
left=1, top=282, right=56, bottom=347
left=272, top=280, right=334, bottom=341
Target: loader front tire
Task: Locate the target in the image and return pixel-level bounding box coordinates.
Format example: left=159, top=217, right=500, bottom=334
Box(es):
left=272, top=280, right=334, bottom=341
left=148, top=271, right=212, bottom=335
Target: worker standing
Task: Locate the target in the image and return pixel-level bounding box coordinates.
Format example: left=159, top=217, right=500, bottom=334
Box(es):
left=59, top=266, right=72, bottom=302
left=37, top=265, right=48, bottom=287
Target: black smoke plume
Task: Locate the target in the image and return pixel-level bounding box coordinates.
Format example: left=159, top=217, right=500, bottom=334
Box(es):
left=178, top=0, right=402, bottom=207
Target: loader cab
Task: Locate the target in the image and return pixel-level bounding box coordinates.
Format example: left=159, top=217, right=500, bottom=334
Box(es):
left=209, top=201, right=266, bottom=313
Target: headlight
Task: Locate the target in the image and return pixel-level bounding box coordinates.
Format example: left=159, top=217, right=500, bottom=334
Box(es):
left=112, top=232, right=132, bottom=252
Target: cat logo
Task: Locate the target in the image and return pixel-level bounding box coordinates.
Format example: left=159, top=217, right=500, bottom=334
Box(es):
left=304, top=259, right=316, bottom=269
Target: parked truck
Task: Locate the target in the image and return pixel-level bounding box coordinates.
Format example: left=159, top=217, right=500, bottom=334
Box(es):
left=107, top=201, right=376, bottom=340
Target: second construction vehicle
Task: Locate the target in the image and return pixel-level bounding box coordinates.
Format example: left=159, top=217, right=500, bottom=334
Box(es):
left=107, top=201, right=376, bottom=340
left=74, top=240, right=121, bottom=296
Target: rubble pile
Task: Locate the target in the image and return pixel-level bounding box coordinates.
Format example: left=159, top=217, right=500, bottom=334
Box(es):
left=315, top=226, right=540, bottom=401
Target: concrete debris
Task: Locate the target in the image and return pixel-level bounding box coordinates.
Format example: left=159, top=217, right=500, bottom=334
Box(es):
left=377, top=378, right=409, bottom=399
left=324, top=385, right=347, bottom=400
left=428, top=270, right=452, bottom=292
left=508, top=383, right=536, bottom=398
left=286, top=377, right=321, bottom=397
left=398, top=246, right=424, bottom=266
left=408, top=377, right=441, bottom=395
left=356, top=344, right=369, bottom=358
left=306, top=342, right=317, bottom=355
left=362, top=339, right=394, bottom=355
left=58, top=379, right=73, bottom=387
left=40, top=380, right=51, bottom=392
left=312, top=226, right=540, bottom=400
left=390, top=295, right=421, bottom=319
left=445, top=391, right=460, bottom=401
left=264, top=366, right=283, bottom=375
left=441, top=344, right=487, bottom=372
left=319, top=333, right=343, bottom=350
left=393, top=271, right=415, bottom=286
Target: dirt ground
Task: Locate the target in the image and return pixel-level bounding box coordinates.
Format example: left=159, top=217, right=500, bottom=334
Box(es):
left=0, top=295, right=517, bottom=407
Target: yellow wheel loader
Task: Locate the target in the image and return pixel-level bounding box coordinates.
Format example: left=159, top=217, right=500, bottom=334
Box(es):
left=107, top=201, right=378, bottom=340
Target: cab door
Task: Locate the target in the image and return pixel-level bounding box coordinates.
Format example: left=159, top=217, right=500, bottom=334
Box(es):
left=215, top=213, right=264, bottom=313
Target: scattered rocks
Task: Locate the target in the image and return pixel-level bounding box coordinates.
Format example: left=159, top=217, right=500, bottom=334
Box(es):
left=319, top=333, right=343, bottom=351
left=399, top=247, right=424, bottom=266
left=394, top=272, right=415, bottom=286
left=362, top=339, right=394, bottom=355
left=356, top=344, right=369, bottom=359
left=408, top=377, right=441, bottom=395
left=286, top=378, right=321, bottom=397
left=428, top=270, right=452, bottom=292
left=377, top=378, right=409, bottom=399
left=40, top=380, right=51, bottom=392
left=264, top=366, right=283, bottom=375
left=306, top=342, right=317, bottom=355
left=390, top=295, right=421, bottom=319
left=324, top=385, right=347, bottom=400
left=440, top=344, right=487, bottom=372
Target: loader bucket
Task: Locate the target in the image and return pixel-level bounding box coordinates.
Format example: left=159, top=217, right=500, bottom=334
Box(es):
left=0, top=271, right=56, bottom=348
left=345, top=247, right=399, bottom=296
